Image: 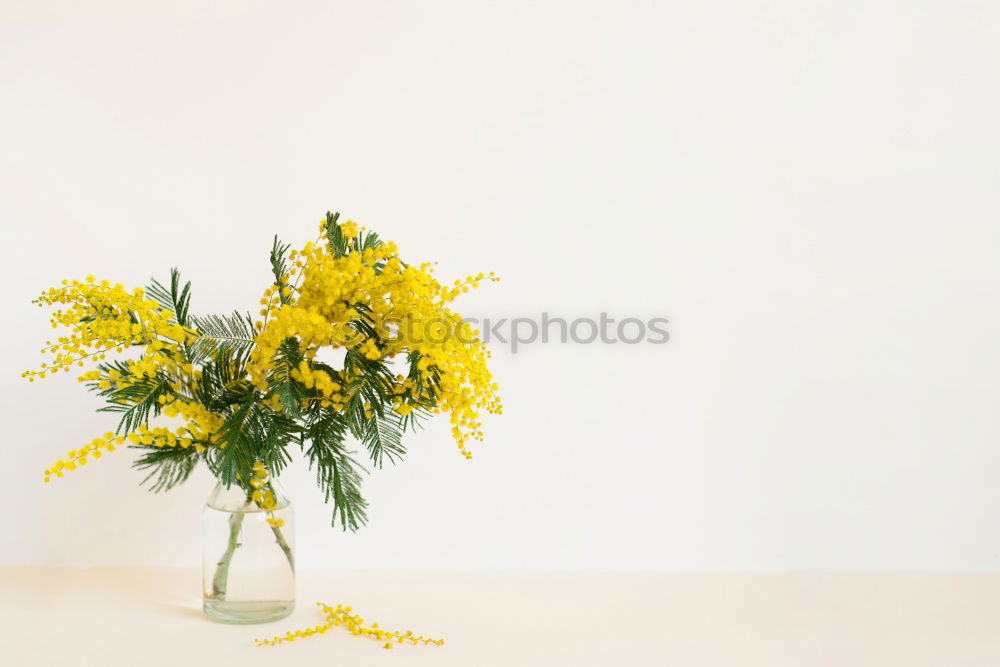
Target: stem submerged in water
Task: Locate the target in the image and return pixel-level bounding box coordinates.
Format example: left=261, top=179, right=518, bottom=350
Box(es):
left=210, top=507, right=246, bottom=600
left=209, top=505, right=294, bottom=601
left=269, top=520, right=295, bottom=572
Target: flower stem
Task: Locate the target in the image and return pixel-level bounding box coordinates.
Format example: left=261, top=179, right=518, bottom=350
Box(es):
left=210, top=507, right=246, bottom=600
left=270, top=522, right=295, bottom=572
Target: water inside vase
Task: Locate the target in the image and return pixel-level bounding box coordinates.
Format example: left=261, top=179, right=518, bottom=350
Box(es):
left=202, top=492, right=295, bottom=624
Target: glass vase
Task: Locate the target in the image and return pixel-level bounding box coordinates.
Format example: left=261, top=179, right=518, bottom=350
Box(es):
left=202, top=479, right=295, bottom=623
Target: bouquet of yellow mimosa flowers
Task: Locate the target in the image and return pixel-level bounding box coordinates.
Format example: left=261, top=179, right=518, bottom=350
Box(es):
left=25, top=212, right=502, bottom=646
left=27, top=211, right=501, bottom=528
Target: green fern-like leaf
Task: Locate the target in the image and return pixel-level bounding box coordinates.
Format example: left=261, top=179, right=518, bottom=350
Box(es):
left=93, top=362, right=172, bottom=434
left=306, top=408, right=369, bottom=531
left=188, top=311, right=256, bottom=364
left=147, top=268, right=192, bottom=327
left=361, top=411, right=406, bottom=467
left=269, top=235, right=294, bottom=305
left=132, top=445, right=200, bottom=493
left=266, top=338, right=305, bottom=418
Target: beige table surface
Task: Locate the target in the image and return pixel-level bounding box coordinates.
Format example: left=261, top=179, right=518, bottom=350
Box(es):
left=2, top=567, right=999, bottom=666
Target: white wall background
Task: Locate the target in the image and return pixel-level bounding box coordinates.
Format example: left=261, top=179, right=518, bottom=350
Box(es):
left=2, top=0, right=999, bottom=571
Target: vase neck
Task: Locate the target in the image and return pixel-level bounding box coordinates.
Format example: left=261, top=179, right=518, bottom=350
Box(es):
left=206, top=478, right=289, bottom=511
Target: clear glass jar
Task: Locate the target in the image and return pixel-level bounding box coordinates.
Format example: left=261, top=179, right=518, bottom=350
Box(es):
left=202, top=479, right=295, bottom=623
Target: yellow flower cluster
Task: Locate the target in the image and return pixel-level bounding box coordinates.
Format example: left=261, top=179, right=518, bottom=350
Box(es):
left=250, top=460, right=279, bottom=511
left=289, top=360, right=345, bottom=409
left=160, top=399, right=223, bottom=448
left=43, top=431, right=121, bottom=481
left=247, top=219, right=503, bottom=458
left=44, top=422, right=207, bottom=482
left=255, top=602, right=444, bottom=649
left=26, top=278, right=229, bottom=481
left=23, top=278, right=193, bottom=381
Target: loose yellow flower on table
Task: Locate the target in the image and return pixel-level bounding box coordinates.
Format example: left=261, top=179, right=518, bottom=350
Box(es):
left=255, top=602, right=445, bottom=649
